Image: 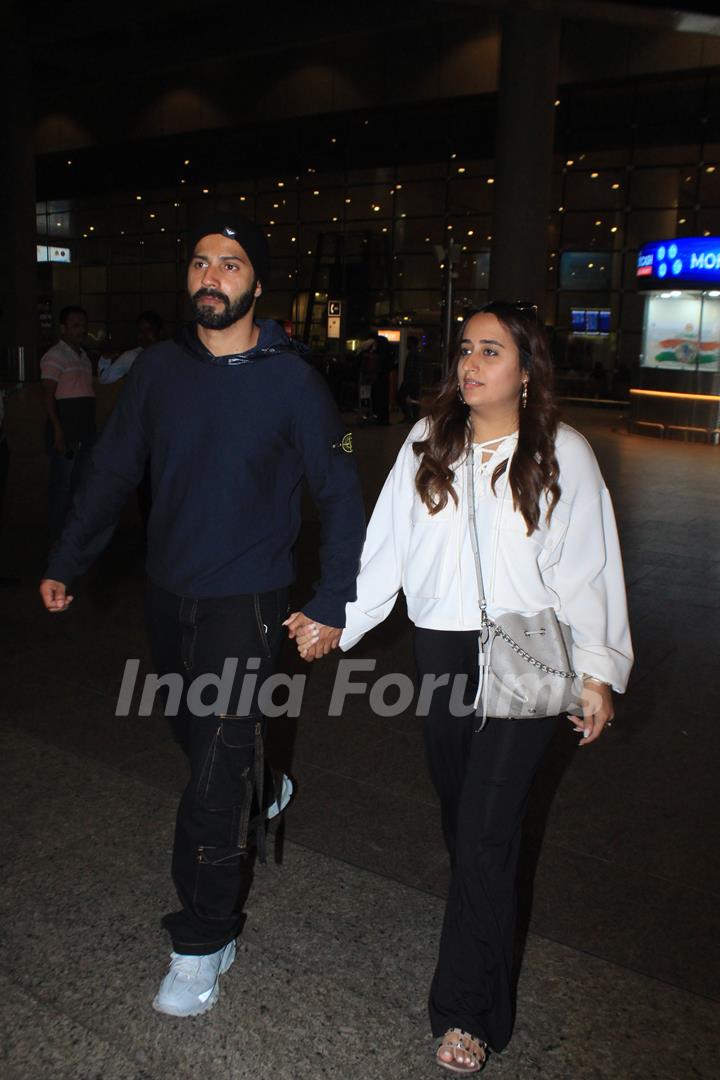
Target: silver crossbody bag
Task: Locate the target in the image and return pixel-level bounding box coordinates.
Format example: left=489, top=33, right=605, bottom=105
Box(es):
left=466, top=448, right=582, bottom=726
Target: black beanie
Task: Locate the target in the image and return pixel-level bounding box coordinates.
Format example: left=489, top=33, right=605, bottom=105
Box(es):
left=186, top=217, right=271, bottom=288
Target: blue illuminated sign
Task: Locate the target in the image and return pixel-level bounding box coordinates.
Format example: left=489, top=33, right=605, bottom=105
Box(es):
left=636, top=236, right=720, bottom=286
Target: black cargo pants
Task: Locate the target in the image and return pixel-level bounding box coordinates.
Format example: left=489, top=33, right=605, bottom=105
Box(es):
left=146, top=580, right=288, bottom=955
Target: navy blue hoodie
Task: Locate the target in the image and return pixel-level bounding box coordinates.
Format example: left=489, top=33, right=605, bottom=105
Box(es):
left=45, top=320, right=365, bottom=627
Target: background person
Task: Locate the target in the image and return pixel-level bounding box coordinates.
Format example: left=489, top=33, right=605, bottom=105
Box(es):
left=357, top=336, right=379, bottom=421
left=356, top=333, right=393, bottom=425
left=40, top=305, right=97, bottom=543
left=371, top=333, right=393, bottom=426
left=98, top=310, right=165, bottom=384
left=398, top=334, right=423, bottom=423
left=294, top=301, right=632, bottom=1074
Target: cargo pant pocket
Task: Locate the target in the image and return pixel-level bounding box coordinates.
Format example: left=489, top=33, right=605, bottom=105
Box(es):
left=192, top=844, right=248, bottom=922
left=194, top=713, right=266, bottom=855
left=195, top=715, right=262, bottom=805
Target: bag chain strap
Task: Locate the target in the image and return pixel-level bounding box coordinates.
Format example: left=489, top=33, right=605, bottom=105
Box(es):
left=488, top=621, right=576, bottom=678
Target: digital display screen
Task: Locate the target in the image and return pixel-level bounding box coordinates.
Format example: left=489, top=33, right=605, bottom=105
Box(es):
left=571, top=308, right=611, bottom=335
left=571, top=308, right=586, bottom=332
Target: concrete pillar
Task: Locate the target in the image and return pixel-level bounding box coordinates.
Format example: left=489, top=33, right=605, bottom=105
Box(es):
left=0, top=10, right=38, bottom=380
left=489, top=9, right=560, bottom=316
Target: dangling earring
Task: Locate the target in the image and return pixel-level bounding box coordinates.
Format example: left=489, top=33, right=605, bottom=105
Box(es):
left=457, top=385, right=466, bottom=404
left=521, top=382, right=528, bottom=409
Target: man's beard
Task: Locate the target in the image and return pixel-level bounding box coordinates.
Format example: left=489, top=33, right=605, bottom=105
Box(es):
left=192, top=281, right=256, bottom=329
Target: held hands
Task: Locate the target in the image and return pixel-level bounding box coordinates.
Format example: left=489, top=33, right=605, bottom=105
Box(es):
left=39, top=579, right=74, bottom=613
left=284, top=611, right=341, bottom=662
left=570, top=678, right=614, bottom=746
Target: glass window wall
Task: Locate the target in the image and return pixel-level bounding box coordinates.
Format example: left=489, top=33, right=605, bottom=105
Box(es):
left=34, top=67, right=720, bottom=377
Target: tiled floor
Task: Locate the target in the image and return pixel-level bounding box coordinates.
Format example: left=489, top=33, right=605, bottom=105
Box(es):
left=1, top=396, right=718, bottom=1078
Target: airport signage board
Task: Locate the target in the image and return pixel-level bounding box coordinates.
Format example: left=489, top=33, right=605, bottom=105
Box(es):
left=327, top=299, right=343, bottom=338
left=37, top=245, right=72, bottom=263
left=637, top=237, right=720, bottom=287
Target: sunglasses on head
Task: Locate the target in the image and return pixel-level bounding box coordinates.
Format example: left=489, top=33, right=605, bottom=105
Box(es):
left=511, top=300, right=538, bottom=320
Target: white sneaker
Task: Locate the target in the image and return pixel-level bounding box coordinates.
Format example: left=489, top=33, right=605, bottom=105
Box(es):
left=266, top=774, right=294, bottom=820
left=152, top=939, right=236, bottom=1017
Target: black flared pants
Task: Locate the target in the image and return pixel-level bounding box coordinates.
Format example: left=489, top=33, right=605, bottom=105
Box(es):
left=414, top=627, right=561, bottom=1052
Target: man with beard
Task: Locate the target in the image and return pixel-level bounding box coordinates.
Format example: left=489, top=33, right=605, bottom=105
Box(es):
left=39, top=219, right=365, bottom=1018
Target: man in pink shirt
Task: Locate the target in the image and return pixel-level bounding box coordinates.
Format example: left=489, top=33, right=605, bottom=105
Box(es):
left=40, top=306, right=97, bottom=542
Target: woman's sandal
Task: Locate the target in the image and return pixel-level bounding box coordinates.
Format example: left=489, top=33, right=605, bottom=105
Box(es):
left=436, top=1028, right=488, bottom=1074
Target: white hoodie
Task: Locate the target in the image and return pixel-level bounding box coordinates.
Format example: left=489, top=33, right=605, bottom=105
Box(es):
left=340, top=420, right=633, bottom=693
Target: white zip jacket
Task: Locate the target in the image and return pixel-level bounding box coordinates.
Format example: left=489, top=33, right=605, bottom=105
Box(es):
left=340, top=420, right=633, bottom=693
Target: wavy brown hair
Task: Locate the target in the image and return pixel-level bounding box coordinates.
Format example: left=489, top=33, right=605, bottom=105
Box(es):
left=413, top=301, right=561, bottom=535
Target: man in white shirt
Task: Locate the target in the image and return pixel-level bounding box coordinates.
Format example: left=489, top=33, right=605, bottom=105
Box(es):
left=40, top=306, right=97, bottom=542
left=98, top=311, right=164, bottom=385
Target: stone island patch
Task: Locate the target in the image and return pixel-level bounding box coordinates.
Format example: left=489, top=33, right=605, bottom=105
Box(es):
left=331, top=433, right=354, bottom=454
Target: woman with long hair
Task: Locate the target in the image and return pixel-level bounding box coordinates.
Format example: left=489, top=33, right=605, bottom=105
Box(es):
left=291, top=301, right=633, bottom=1073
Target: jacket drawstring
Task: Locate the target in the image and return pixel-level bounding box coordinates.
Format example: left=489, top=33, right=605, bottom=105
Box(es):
left=474, top=620, right=495, bottom=730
